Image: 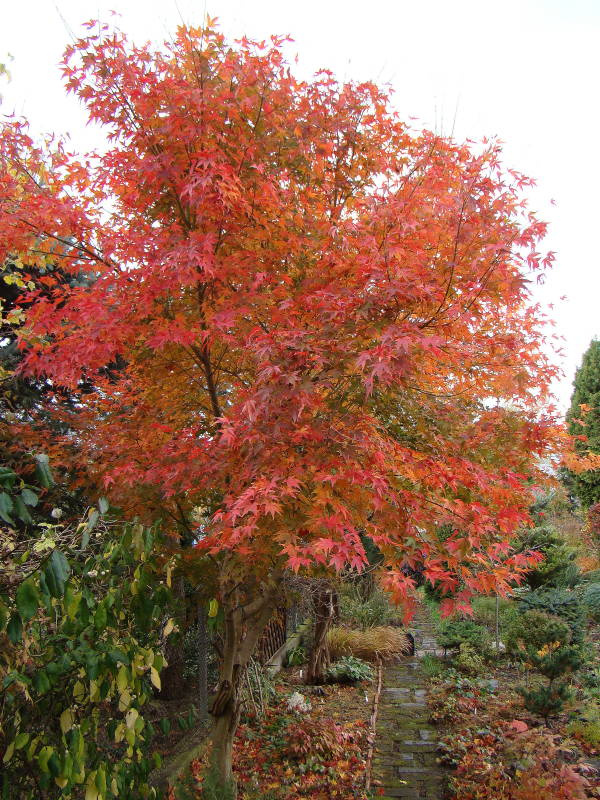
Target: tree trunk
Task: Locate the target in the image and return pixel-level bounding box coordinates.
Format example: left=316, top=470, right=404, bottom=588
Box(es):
left=198, top=604, right=209, bottom=722
left=209, top=566, right=281, bottom=797
left=306, top=584, right=337, bottom=685
left=160, top=577, right=188, bottom=700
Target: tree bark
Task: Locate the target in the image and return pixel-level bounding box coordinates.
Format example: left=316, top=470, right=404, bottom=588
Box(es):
left=306, top=584, right=337, bottom=685
left=209, top=566, right=282, bottom=797
left=160, top=577, right=188, bottom=700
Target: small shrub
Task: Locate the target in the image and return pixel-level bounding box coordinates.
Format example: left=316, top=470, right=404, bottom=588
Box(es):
left=567, top=703, right=600, bottom=749
left=503, top=609, right=571, bottom=659
left=286, top=646, right=306, bottom=667
left=326, top=656, right=373, bottom=684
left=583, top=581, right=600, bottom=622
left=283, top=717, right=352, bottom=761
left=421, top=654, right=446, bottom=678
left=455, top=642, right=486, bottom=676
left=515, top=615, right=583, bottom=722
left=436, top=618, right=491, bottom=654
left=338, top=589, right=402, bottom=629
left=327, top=625, right=411, bottom=662
left=518, top=588, right=585, bottom=645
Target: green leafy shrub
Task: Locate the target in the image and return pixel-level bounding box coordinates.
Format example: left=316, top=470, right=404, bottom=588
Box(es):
left=437, top=618, right=491, bottom=654
left=455, top=642, right=486, bottom=676
left=518, top=588, right=585, bottom=645
left=1, top=497, right=173, bottom=799
left=326, top=656, right=372, bottom=684
left=285, top=646, right=306, bottom=667
left=503, top=609, right=571, bottom=659
left=567, top=703, right=600, bottom=749
left=583, top=582, right=600, bottom=622
left=513, top=525, right=581, bottom=589
left=338, top=588, right=402, bottom=630
left=514, top=612, right=583, bottom=722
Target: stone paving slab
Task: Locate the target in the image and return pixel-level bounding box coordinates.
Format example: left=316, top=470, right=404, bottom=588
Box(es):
left=373, top=608, right=446, bottom=800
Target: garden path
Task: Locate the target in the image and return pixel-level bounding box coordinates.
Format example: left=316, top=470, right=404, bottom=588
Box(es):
left=372, top=606, right=446, bottom=799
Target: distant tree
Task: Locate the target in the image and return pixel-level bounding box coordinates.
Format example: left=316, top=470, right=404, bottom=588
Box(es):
left=565, top=339, right=600, bottom=507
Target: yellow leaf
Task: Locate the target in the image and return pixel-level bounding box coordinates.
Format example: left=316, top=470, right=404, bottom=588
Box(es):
left=125, top=708, right=139, bottom=729
left=163, top=618, right=175, bottom=637
left=166, top=565, right=172, bottom=588
left=60, top=709, right=74, bottom=734
left=73, top=680, right=85, bottom=702
left=118, top=690, right=132, bottom=711
left=208, top=599, right=218, bottom=618
left=114, top=722, right=125, bottom=743
left=3, top=741, right=14, bottom=764
left=117, top=666, right=128, bottom=691
left=150, top=667, right=161, bottom=690
left=55, top=776, right=68, bottom=789
left=89, top=680, right=100, bottom=703
left=85, top=779, right=99, bottom=800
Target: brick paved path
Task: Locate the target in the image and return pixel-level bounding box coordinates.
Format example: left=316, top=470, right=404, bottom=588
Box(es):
left=372, top=609, right=446, bottom=799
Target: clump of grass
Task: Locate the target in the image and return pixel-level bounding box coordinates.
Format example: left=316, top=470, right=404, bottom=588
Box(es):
left=421, top=653, right=446, bottom=678
left=327, top=626, right=411, bottom=662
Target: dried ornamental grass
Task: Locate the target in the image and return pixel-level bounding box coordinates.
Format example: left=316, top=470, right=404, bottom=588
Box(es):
left=327, top=625, right=412, bottom=662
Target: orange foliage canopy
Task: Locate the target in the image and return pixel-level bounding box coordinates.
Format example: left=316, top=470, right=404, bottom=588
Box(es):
left=0, top=22, right=560, bottom=613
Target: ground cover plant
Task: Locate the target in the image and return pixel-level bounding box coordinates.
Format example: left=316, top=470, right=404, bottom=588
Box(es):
left=426, top=557, right=600, bottom=800
left=429, top=661, right=600, bottom=799
left=169, top=672, right=373, bottom=800
left=327, top=626, right=411, bottom=662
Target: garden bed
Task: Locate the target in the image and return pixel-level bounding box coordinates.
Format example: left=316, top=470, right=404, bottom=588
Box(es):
left=426, top=645, right=600, bottom=799
left=169, top=669, right=374, bottom=799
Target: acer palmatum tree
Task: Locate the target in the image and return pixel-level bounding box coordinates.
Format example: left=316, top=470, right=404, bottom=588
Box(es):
left=0, top=21, right=561, bottom=791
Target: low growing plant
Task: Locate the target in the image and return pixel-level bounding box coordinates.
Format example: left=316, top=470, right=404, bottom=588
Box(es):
left=583, top=581, right=600, bottom=622
left=454, top=642, right=486, bottom=676
left=338, top=588, right=402, bottom=630
left=285, top=646, right=306, bottom=667
left=518, top=588, right=586, bottom=645
left=326, top=656, right=372, bottom=684
left=436, top=618, right=491, bottom=655
left=327, top=625, right=411, bottom=662
left=515, top=613, right=583, bottom=722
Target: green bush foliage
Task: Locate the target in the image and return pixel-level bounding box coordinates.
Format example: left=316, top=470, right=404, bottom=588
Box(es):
left=512, top=611, right=583, bottom=722
left=325, top=656, right=373, bottom=684
left=567, top=702, right=600, bottom=749
left=338, top=588, right=402, bottom=630
left=513, top=525, right=580, bottom=589
left=285, top=646, right=306, bottom=667
left=454, top=642, right=486, bottom=676
left=436, top=618, right=491, bottom=654
left=1, top=489, right=173, bottom=799
left=503, top=609, right=571, bottom=659
left=583, top=582, right=600, bottom=622
left=518, top=588, right=585, bottom=645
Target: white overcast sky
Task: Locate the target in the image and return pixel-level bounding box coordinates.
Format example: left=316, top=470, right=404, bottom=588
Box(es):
left=2, top=0, right=599, bottom=413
